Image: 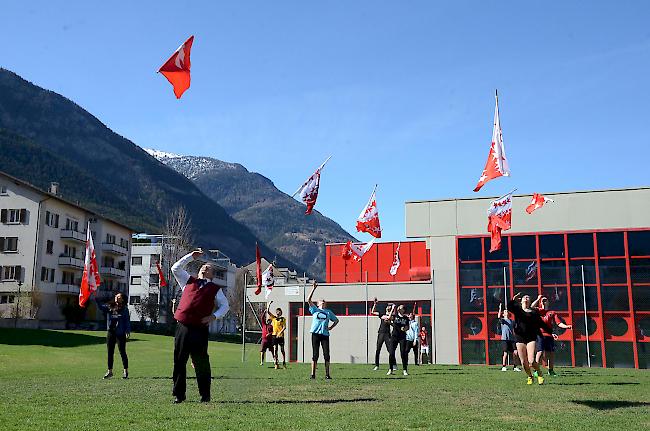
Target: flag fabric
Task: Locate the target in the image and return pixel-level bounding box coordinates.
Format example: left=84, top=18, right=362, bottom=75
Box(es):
left=262, top=264, right=275, bottom=299
left=487, top=192, right=513, bottom=253
left=474, top=92, right=510, bottom=192
left=356, top=186, right=382, bottom=238
left=297, top=169, right=321, bottom=215
left=79, top=222, right=100, bottom=307
left=526, top=193, right=554, bottom=214
left=341, top=239, right=375, bottom=262
left=525, top=261, right=537, bottom=282
left=255, top=243, right=262, bottom=295
left=156, top=261, right=167, bottom=287
left=389, top=242, right=401, bottom=276
left=158, top=35, right=194, bottom=99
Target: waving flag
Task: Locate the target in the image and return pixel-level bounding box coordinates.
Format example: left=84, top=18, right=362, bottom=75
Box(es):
left=262, top=264, right=275, bottom=299
left=474, top=91, right=510, bottom=192
left=255, top=243, right=262, bottom=295
left=487, top=191, right=513, bottom=253
left=389, top=242, right=401, bottom=276
left=526, top=193, right=554, bottom=214
left=356, top=185, right=382, bottom=238
left=158, top=35, right=194, bottom=99
left=292, top=156, right=332, bottom=215
left=79, top=222, right=101, bottom=307
left=341, top=239, right=375, bottom=262
left=156, top=261, right=167, bottom=287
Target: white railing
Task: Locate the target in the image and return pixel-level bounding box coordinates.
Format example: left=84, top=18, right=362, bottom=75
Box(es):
left=60, top=230, right=86, bottom=242
left=102, top=243, right=128, bottom=256
left=100, top=267, right=127, bottom=278
left=58, top=256, right=84, bottom=269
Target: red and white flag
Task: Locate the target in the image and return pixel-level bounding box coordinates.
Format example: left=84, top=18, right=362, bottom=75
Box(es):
left=389, top=242, right=401, bottom=276
left=158, top=35, right=194, bottom=99
left=356, top=186, right=382, bottom=238
left=526, top=193, right=554, bottom=214
left=255, top=242, right=262, bottom=295
left=79, top=222, right=101, bottom=307
left=262, top=264, right=275, bottom=299
left=341, top=239, right=375, bottom=262
left=487, top=192, right=513, bottom=253
left=293, top=156, right=331, bottom=215
left=156, top=261, right=167, bottom=287
left=474, top=91, right=510, bottom=192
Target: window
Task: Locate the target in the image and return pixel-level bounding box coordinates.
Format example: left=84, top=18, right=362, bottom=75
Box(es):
left=539, top=234, right=565, bottom=259
left=45, top=211, right=59, bottom=227
left=106, top=233, right=116, bottom=244
left=597, top=232, right=625, bottom=257
left=103, top=256, right=114, bottom=267
left=150, top=254, right=160, bottom=264
left=131, top=256, right=142, bottom=266
left=598, top=259, right=627, bottom=284
left=149, top=293, right=159, bottom=304
left=65, top=218, right=79, bottom=232
left=150, top=274, right=159, bottom=284
left=2, top=266, right=22, bottom=281
left=62, top=271, right=75, bottom=284
left=41, top=267, right=55, bottom=282
left=117, top=261, right=126, bottom=270
left=0, top=237, right=18, bottom=253
left=63, top=245, right=78, bottom=258
left=1, top=208, right=26, bottom=224
left=568, top=233, right=594, bottom=258
left=130, top=296, right=141, bottom=305
left=0, top=185, right=7, bottom=195
left=46, top=240, right=53, bottom=254
left=0, top=295, right=13, bottom=304
left=120, top=238, right=129, bottom=248
left=511, top=235, right=537, bottom=260
left=458, top=238, right=482, bottom=261
left=130, top=276, right=141, bottom=285
left=629, top=231, right=650, bottom=256
left=484, top=237, right=509, bottom=260
left=540, top=260, right=567, bottom=285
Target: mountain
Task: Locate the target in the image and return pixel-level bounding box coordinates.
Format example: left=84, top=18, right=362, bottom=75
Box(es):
left=0, top=68, right=299, bottom=269
left=145, top=150, right=357, bottom=279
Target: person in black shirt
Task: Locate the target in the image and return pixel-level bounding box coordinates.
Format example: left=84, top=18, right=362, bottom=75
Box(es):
left=388, top=304, right=410, bottom=376
left=508, top=292, right=552, bottom=385
left=370, top=299, right=394, bottom=371
left=95, top=293, right=131, bottom=379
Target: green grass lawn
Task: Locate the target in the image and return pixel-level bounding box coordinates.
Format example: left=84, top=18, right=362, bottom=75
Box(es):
left=0, top=329, right=648, bottom=430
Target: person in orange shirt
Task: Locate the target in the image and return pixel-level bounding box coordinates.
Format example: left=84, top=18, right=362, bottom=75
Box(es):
left=267, top=301, right=287, bottom=369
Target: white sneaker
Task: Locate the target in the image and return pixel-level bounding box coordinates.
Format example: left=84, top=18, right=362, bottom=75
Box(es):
left=373, top=366, right=379, bottom=371
left=514, top=367, right=522, bottom=372
left=386, top=369, right=392, bottom=375
left=501, top=366, right=508, bottom=372
left=403, top=370, right=409, bottom=376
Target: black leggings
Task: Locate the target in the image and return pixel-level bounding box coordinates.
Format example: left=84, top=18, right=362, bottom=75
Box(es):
left=375, top=332, right=391, bottom=366
left=389, top=337, right=409, bottom=371
left=406, top=341, right=419, bottom=365
left=311, top=333, right=330, bottom=362
left=107, top=331, right=128, bottom=369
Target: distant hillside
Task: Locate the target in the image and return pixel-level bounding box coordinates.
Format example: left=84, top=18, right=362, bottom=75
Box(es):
left=147, top=150, right=357, bottom=279
left=0, top=68, right=300, bottom=270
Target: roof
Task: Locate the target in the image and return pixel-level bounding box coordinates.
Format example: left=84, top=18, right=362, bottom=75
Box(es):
left=0, top=170, right=136, bottom=232
left=405, top=186, right=650, bottom=205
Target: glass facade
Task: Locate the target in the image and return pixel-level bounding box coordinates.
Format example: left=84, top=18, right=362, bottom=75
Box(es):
left=457, top=229, right=650, bottom=368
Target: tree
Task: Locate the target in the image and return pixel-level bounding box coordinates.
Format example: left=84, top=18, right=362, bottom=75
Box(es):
left=134, top=290, right=160, bottom=324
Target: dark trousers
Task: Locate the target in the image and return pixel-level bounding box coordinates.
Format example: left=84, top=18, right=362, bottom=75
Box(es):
left=406, top=341, right=419, bottom=365
left=389, top=337, right=409, bottom=371
left=173, top=323, right=211, bottom=400
left=374, top=332, right=391, bottom=366
left=107, top=331, right=128, bottom=369
left=311, top=333, right=330, bottom=362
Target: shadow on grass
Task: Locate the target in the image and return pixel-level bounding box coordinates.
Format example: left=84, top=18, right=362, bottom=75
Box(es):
left=571, top=400, right=650, bottom=410
left=554, top=382, right=640, bottom=386
left=221, top=397, right=378, bottom=405
left=0, top=329, right=111, bottom=347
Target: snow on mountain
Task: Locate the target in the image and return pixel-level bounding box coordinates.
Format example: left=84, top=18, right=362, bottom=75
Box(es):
left=144, top=148, right=183, bottom=159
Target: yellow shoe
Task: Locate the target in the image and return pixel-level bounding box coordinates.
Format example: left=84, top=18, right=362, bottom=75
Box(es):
left=526, top=377, right=533, bottom=385
left=537, top=375, right=544, bottom=385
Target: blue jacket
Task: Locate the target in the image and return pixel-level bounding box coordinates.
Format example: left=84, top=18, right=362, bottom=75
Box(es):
left=95, top=299, right=131, bottom=336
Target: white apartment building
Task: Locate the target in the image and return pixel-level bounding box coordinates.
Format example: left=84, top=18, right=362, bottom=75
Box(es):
left=0, top=171, right=133, bottom=323
left=129, top=234, right=237, bottom=332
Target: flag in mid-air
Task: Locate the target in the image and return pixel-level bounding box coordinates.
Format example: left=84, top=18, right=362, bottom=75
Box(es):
left=341, top=239, right=375, bottom=262
left=487, top=192, right=513, bottom=253
left=526, top=193, right=554, bottom=214
left=474, top=91, right=510, bottom=192
left=79, top=222, right=100, bottom=307
left=158, top=35, right=194, bottom=99
left=525, top=261, right=537, bottom=281
left=156, top=261, right=167, bottom=287
left=262, top=264, right=275, bottom=299
left=293, top=156, right=331, bottom=215
left=389, top=242, right=401, bottom=276
left=255, top=243, right=262, bottom=295
left=356, top=186, right=382, bottom=238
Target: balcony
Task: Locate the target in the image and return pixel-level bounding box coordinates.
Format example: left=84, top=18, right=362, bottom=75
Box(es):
left=100, top=267, right=126, bottom=278
left=56, top=283, right=80, bottom=294
left=60, top=229, right=86, bottom=243
left=58, top=256, right=84, bottom=270
left=102, top=243, right=128, bottom=256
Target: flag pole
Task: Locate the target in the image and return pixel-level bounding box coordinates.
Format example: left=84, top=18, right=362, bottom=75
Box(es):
left=302, top=273, right=306, bottom=364
left=291, top=155, right=333, bottom=198
left=581, top=265, right=591, bottom=367
left=503, top=266, right=508, bottom=312
left=365, top=271, right=369, bottom=365
left=242, top=272, right=247, bottom=363
left=496, top=188, right=518, bottom=202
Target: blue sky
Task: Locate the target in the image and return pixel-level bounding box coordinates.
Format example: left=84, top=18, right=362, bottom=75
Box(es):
left=2, top=1, right=649, bottom=241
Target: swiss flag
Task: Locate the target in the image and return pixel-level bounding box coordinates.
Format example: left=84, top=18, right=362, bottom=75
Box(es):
left=158, top=36, right=194, bottom=99
left=356, top=186, right=382, bottom=238
left=79, top=222, right=101, bottom=307
left=487, top=192, right=513, bottom=253
left=255, top=243, right=262, bottom=295
left=299, top=170, right=320, bottom=215
left=474, top=91, right=510, bottom=192
left=526, top=193, right=554, bottom=214
left=389, top=242, right=401, bottom=276
left=262, top=264, right=275, bottom=299
left=341, top=239, right=375, bottom=262
left=156, top=261, right=167, bottom=287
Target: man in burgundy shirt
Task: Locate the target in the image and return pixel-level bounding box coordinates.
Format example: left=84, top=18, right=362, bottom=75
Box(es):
left=532, top=296, right=571, bottom=376
left=171, top=249, right=230, bottom=404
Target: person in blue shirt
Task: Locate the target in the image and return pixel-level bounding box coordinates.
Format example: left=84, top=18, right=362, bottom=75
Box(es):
left=307, top=281, right=339, bottom=380
left=95, top=293, right=131, bottom=379
left=405, top=311, right=420, bottom=366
